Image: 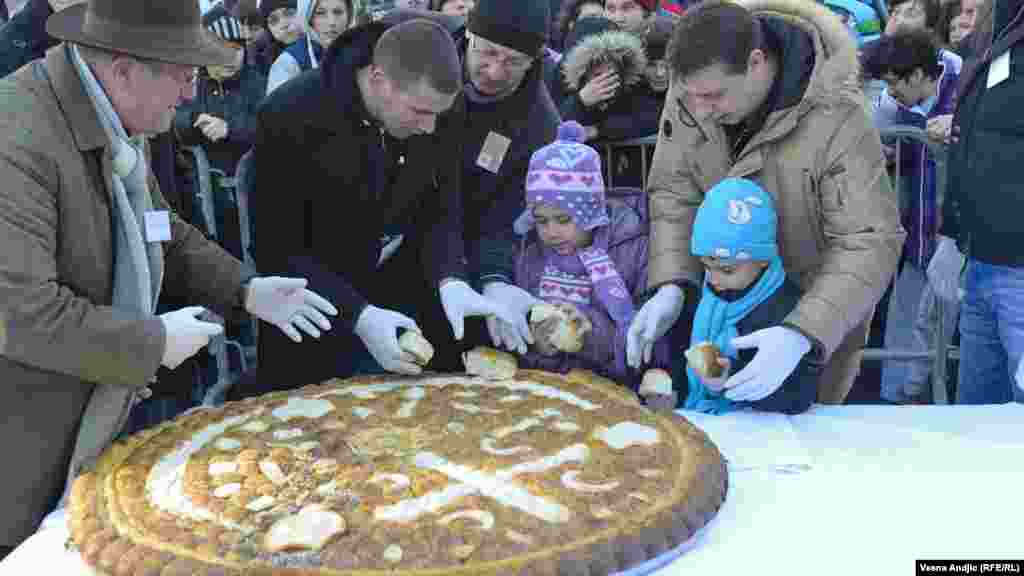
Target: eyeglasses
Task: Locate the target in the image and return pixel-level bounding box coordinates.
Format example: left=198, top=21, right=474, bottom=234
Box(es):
left=470, top=37, right=534, bottom=74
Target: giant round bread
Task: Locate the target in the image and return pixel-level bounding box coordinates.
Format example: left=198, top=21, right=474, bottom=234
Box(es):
left=69, top=369, right=727, bottom=575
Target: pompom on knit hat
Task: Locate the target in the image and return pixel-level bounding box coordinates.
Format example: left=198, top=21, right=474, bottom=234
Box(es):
left=515, top=121, right=608, bottom=235
left=691, top=178, right=779, bottom=262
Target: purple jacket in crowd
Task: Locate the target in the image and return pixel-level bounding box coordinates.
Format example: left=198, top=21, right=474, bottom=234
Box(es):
left=514, top=191, right=669, bottom=389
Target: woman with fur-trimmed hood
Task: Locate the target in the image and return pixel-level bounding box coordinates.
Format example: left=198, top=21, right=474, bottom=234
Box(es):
left=558, top=20, right=664, bottom=142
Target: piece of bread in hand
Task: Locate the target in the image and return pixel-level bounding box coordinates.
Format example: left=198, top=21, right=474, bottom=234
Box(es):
left=529, top=302, right=585, bottom=353
left=684, top=342, right=725, bottom=378
left=463, top=346, right=518, bottom=380
left=398, top=330, right=434, bottom=366
left=639, top=368, right=674, bottom=396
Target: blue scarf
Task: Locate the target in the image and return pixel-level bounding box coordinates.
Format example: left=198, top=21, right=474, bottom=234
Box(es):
left=684, top=256, right=786, bottom=414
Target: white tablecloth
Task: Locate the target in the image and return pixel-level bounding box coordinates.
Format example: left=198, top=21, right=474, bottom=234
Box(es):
left=4, top=404, right=1023, bottom=576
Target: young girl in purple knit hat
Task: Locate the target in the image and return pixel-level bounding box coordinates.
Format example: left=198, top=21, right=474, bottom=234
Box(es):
left=514, top=120, right=669, bottom=390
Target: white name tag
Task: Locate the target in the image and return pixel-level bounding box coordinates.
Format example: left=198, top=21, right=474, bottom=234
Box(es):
left=144, top=210, right=171, bottom=243
left=987, top=51, right=1011, bottom=89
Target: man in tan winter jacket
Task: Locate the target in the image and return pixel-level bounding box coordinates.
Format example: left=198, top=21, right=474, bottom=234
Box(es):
left=626, top=0, right=904, bottom=404
left=0, top=0, right=338, bottom=552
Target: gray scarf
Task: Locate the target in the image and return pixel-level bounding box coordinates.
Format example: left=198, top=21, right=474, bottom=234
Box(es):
left=59, top=44, right=165, bottom=502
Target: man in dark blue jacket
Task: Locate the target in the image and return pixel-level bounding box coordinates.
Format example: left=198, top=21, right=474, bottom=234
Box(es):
left=422, top=0, right=560, bottom=369
left=929, top=0, right=1024, bottom=404
left=248, top=15, right=526, bottom=391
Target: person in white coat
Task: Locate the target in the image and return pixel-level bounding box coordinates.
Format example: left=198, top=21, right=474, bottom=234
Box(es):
left=265, top=0, right=353, bottom=92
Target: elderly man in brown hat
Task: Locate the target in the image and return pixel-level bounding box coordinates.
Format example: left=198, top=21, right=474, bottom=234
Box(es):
left=0, top=0, right=340, bottom=552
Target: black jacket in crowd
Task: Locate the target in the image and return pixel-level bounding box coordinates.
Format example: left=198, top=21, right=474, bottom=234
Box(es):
left=457, top=35, right=561, bottom=289
left=942, top=0, right=1024, bottom=267
left=251, top=13, right=467, bottom=384
left=173, top=60, right=266, bottom=175
left=0, top=0, right=53, bottom=78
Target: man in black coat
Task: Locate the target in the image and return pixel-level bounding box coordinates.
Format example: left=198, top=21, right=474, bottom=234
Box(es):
left=928, top=0, right=1024, bottom=404
left=248, top=16, right=526, bottom=390
left=422, top=0, right=560, bottom=369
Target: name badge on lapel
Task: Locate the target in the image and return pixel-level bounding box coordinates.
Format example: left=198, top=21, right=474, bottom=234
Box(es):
left=144, top=210, right=171, bottom=243
left=476, top=131, right=511, bottom=174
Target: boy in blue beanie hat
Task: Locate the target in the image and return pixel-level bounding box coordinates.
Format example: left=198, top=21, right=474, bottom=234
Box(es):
left=673, top=178, right=819, bottom=415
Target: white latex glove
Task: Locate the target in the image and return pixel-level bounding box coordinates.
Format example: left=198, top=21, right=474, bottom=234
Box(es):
left=245, top=276, right=338, bottom=343
left=724, top=326, right=811, bottom=401
left=927, top=236, right=965, bottom=303
left=626, top=284, right=685, bottom=368
left=1016, top=356, right=1024, bottom=392
left=353, top=305, right=422, bottom=375
left=160, top=307, right=224, bottom=369
left=481, top=282, right=539, bottom=355
left=440, top=280, right=532, bottom=352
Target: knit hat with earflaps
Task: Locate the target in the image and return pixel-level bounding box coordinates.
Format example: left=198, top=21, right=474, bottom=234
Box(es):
left=516, top=121, right=608, bottom=235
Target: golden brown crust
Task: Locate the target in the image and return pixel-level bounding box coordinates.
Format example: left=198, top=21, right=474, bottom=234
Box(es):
left=71, top=370, right=727, bottom=576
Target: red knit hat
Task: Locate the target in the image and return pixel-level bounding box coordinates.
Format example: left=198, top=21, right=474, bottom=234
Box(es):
left=636, top=0, right=659, bottom=11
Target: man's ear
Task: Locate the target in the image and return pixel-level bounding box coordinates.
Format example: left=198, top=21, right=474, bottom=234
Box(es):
left=107, top=55, right=138, bottom=91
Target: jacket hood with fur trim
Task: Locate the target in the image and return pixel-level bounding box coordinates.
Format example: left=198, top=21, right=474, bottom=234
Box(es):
left=561, top=30, right=648, bottom=92
left=739, top=0, right=862, bottom=109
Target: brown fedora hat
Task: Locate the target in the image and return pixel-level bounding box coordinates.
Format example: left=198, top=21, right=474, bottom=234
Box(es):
left=46, top=0, right=236, bottom=67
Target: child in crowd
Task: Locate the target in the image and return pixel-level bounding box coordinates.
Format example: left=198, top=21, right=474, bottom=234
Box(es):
left=677, top=178, right=819, bottom=415
left=514, top=121, right=667, bottom=387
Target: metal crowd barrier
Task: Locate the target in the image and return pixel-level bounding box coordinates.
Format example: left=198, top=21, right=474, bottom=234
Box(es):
left=182, top=146, right=251, bottom=406
left=859, top=124, right=957, bottom=404
left=596, top=134, right=658, bottom=190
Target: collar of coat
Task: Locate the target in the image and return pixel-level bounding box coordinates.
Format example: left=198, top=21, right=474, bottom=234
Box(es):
left=697, top=0, right=863, bottom=151
left=45, top=44, right=108, bottom=153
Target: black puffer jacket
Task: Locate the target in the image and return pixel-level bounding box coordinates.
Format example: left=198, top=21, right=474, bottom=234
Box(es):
left=0, top=0, right=54, bottom=78
left=942, top=0, right=1024, bottom=266
left=173, top=60, right=266, bottom=175
left=557, top=27, right=662, bottom=140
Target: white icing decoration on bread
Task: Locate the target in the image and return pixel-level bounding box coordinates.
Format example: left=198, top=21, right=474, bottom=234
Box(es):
left=438, top=509, right=495, bottom=531
left=637, top=469, right=664, bottom=479
left=213, top=483, right=242, bottom=498
left=312, top=459, right=337, bottom=474
left=453, top=390, right=478, bottom=398
left=506, top=530, right=534, bottom=545
left=272, top=397, right=336, bottom=421
left=259, top=461, right=288, bottom=484
left=375, top=445, right=589, bottom=524
left=551, top=421, right=580, bottom=432
left=481, top=437, right=532, bottom=456
left=395, top=387, right=425, bottom=419
left=316, top=480, right=338, bottom=497
left=273, top=428, right=304, bottom=441
left=492, top=418, right=541, bottom=439
left=446, top=422, right=466, bottom=434
left=451, top=402, right=502, bottom=415
left=264, top=506, right=346, bottom=552
left=318, top=377, right=600, bottom=411
left=145, top=408, right=264, bottom=532
left=561, top=471, right=620, bottom=492
left=368, top=473, right=411, bottom=492
left=246, top=495, right=277, bottom=512
left=297, top=441, right=319, bottom=451
left=533, top=408, right=563, bottom=419
left=240, top=421, right=269, bottom=433
left=593, top=422, right=660, bottom=450
left=499, top=395, right=524, bottom=403
left=352, top=407, right=375, bottom=419
left=214, top=437, right=242, bottom=451
left=208, top=461, right=238, bottom=476
left=383, top=544, right=403, bottom=563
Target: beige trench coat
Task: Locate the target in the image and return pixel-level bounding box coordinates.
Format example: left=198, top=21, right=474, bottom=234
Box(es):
left=0, top=46, right=253, bottom=546
left=647, top=0, right=905, bottom=403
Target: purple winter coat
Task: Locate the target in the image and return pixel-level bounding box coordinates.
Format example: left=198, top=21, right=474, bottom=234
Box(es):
left=514, top=190, right=669, bottom=389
